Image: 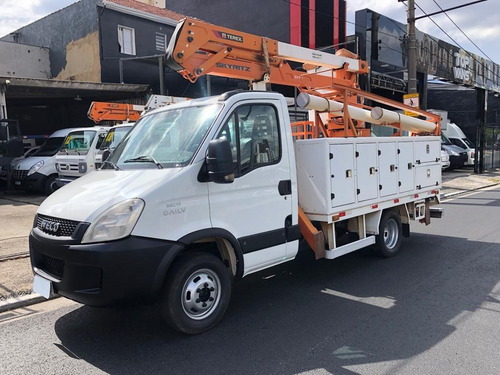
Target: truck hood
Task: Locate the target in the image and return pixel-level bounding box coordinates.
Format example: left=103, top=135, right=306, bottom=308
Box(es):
left=38, top=168, right=182, bottom=222
left=13, top=156, right=46, bottom=170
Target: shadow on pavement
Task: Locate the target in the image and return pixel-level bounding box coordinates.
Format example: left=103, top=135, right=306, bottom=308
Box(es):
left=53, top=231, right=499, bottom=375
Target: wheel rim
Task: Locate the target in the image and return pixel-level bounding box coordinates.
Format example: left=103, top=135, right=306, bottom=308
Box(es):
left=383, top=218, right=399, bottom=250
left=48, top=179, right=58, bottom=193
left=181, top=268, right=221, bottom=320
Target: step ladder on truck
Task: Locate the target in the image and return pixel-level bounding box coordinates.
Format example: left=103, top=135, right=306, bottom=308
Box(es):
left=29, top=17, right=443, bottom=335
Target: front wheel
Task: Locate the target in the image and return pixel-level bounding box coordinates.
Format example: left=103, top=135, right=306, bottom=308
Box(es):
left=376, top=210, right=402, bottom=257
left=161, top=252, right=232, bottom=334
left=44, top=175, right=59, bottom=195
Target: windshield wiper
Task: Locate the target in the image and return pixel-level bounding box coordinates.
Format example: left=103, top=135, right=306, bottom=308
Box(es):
left=102, top=160, right=121, bottom=171
left=124, top=155, right=163, bottom=169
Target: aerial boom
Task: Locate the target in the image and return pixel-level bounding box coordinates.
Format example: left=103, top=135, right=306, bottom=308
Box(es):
left=166, top=17, right=368, bottom=93
left=87, top=102, right=143, bottom=124
left=166, top=17, right=440, bottom=136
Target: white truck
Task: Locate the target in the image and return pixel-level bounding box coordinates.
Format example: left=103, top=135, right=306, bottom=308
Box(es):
left=30, top=90, right=442, bottom=334
left=29, top=17, right=442, bottom=335
left=94, top=123, right=133, bottom=170
left=11, top=128, right=78, bottom=194
left=55, top=126, right=110, bottom=186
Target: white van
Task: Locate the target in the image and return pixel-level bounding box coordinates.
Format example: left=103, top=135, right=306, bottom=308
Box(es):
left=442, top=122, right=475, bottom=166
left=11, top=128, right=77, bottom=194
left=55, top=126, right=110, bottom=186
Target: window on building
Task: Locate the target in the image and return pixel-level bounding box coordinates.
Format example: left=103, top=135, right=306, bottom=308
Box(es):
left=118, top=25, right=136, bottom=55
left=155, top=32, right=167, bottom=52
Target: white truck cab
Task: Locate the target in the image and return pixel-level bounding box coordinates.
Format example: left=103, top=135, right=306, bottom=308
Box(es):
left=30, top=91, right=441, bottom=334
left=55, top=126, right=110, bottom=186
left=94, top=123, right=133, bottom=169
left=11, top=128, right=77, bottom=194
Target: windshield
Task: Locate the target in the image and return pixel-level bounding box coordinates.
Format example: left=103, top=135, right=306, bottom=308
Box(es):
left=35, top=137, right=65, bottom=157
left=109, top=104, right=222, bottom=169
left=441, top=134, right=452, bottom=145
left=59, top=130, right=96, bottom=154
left=100, top=126, right=132, bottom=150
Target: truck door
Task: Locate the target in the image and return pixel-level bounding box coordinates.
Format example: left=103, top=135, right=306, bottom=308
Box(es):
left=207, top=101, right=294, bottom=275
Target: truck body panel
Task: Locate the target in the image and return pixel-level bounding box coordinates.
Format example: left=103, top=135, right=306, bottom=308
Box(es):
left=295, top=136, right=441, bottom=217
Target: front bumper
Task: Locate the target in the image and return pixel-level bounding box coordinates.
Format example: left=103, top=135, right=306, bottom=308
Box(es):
left=29, top=228, right=181, bottom=306
left=449, top=153, right=467, bottom=168
left=11, top=171, right=45, bottom=192
left=55, top=175, right=78, bottom=187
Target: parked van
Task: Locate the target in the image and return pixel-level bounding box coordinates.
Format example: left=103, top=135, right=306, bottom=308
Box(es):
left=442, top=122, right=475, bottom=165
left=11, top=128, right=77, bottom=194
left=55, top=126, right=110, bottom=186
left=94, top=123, right=133, bottom=170
left=441, top=134, right=467, bottom=169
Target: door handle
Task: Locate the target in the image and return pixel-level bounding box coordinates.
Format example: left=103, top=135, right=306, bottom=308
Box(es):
left=278, top=179, right=292, bottom=196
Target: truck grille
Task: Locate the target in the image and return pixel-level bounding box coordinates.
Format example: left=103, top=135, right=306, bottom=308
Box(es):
left=58, top=163, right=79, bottom=172
left=37, top=253, right=65, bottom=279
left=12, top=170, right=28, bottom=180
left=36, top=214, right=80, bottom=237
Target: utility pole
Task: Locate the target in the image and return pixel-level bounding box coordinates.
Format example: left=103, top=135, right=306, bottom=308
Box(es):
left=407, top=0, right=417, bottom=94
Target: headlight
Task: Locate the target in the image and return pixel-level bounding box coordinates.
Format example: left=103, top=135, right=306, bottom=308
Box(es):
left=27, top=160, right=44, bottom=176
left=81, top=199, right=145, bottom=244
left=449, top=149, right=459, bottom=156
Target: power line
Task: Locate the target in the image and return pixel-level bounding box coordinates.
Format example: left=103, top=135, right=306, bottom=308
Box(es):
left=281, top=0, right=499, bottom=83
left=413, top=0, right=499, bottom=82
left=432, top=0, right=493, bottom=62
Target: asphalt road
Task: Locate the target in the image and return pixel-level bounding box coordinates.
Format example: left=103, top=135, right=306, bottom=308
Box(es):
left=0, top=187, right=499, bottom=375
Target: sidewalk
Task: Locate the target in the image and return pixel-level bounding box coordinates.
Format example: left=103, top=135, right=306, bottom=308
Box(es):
left=1, top=168, right=500, bottom=313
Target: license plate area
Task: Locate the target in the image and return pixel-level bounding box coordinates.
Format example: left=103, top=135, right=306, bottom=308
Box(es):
left=33, top=275, right=52, bottom=299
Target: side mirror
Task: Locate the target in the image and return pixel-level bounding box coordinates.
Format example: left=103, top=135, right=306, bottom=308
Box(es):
left=206, top=139, right=234, bottom=183
left=102, top=149, right=111, bottom=162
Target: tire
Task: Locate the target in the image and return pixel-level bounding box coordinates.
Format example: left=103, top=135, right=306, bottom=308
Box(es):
left=161, top=252, right=231, bottom=335
left=44, top=175, right=59, bottom=195
left=376, top=210, right=403, bottom=257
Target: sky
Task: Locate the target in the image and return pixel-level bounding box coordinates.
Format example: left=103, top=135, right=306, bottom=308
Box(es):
left=0, top=0, right=498, bottom=64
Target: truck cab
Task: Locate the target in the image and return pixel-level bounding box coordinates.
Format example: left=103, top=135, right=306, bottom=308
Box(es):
left=30, top=91, right=299, bottom=333
left=55, top=126, right=110, bottom=186
left=11, top=128, right=78, bottom=194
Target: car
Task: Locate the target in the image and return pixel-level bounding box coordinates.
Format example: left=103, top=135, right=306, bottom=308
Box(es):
left=443, top=122, right=475, bottom=166
left=441, top=149, right=450, bottom=170
left=9, top=146, right=40, bottom=168
left=441, top=134, right=467, bottom=169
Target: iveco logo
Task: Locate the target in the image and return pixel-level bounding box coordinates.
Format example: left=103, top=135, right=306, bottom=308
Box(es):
left=40, top=219, right=60, bottom=233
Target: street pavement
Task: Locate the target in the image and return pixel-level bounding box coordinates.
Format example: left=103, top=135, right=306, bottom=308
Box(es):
left=1, top=167, right=499, bottom=312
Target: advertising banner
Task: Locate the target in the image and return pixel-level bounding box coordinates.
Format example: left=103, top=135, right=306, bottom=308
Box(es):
left=357, top=9, right=500, bottom=94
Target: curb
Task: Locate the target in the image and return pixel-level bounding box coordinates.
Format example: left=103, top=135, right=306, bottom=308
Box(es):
left=0, top=293, right=59, bottom=314
left=441, top=182, right=500, bottom=199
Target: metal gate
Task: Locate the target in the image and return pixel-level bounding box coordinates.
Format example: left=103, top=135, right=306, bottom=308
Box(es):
left=483, top=126, right=500, bottom=170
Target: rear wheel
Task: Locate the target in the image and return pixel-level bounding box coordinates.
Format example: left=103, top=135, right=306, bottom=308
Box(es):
left=376, top=210, right=402, bottom=257
left=161, top=252, right=231, bottom=335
